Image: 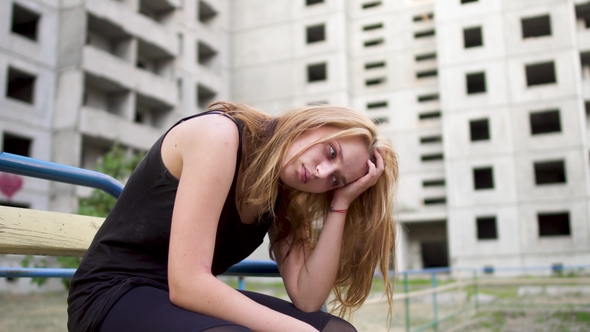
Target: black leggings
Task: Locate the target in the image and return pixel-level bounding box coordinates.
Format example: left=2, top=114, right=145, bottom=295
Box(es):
left=98, top=286, right=356, bottom=332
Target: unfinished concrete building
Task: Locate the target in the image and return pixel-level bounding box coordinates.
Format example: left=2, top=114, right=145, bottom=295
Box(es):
left=1, top=0, right=590, bottom=292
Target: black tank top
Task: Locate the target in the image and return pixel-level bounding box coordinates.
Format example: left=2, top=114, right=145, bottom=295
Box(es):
left=67, top=112, right=273, bottom=332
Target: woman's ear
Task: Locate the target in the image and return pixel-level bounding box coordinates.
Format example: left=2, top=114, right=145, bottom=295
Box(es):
left=370, top=154, right=377, bottom=165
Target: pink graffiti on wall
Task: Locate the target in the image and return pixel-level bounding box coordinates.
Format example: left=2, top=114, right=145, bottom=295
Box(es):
left=0, top=173, right=23, bottom=200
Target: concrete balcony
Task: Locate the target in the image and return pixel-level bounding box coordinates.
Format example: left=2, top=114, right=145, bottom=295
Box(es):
left=578, top=29, right=590, bottom=50
left=197, top=65, right=222, bottom=92
left=86, top=0, right=177, bottom=57
left=83, top=46, right=176, bottom=108
left=399, top=210, right=448, bottom=223
left=135, top=68, right=177, bottom=107
left=79, top=106, right=162, bottom=151
left=83, top=45, right=135, bottom=90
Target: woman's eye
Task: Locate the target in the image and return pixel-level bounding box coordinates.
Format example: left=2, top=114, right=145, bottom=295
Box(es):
left=332, top=176, right=339, bottom=187
left=329, top=145, right=336, bottom=159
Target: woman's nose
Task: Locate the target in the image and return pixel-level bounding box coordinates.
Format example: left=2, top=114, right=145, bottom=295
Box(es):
left=315, top=162, right=335, bottom=179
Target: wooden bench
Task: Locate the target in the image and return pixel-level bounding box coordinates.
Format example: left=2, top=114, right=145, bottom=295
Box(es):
left=0, top=151, right=279, bottom=281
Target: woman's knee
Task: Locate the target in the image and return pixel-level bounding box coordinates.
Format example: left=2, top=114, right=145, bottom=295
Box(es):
left=321, top=316, right=357, bottom=332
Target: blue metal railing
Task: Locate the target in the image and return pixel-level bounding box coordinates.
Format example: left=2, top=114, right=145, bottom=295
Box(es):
left=0, top=260, right=281, bottom=279
left=0, top=152, right=280, bottom=288
left=0, top=151, right=124, bottom=199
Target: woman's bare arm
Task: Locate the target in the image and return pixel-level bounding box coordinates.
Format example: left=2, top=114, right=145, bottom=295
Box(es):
left=271, top=150, right=385, bottom=312
left=165, top=115, right=317, bottom=332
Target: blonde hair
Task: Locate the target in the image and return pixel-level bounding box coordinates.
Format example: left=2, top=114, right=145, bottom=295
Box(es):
left=209, top=101, right=398, bottom=319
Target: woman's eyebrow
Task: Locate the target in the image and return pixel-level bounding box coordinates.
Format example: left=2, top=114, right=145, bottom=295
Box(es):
left=337, top=141, right=347, bottom=185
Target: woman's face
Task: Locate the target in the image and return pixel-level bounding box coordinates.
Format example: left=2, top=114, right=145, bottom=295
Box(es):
left=280, top=127, right=370, bottom=193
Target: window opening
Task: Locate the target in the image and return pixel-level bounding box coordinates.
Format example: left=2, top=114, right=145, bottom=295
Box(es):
left=417, top=70, right=438, bottom=79
left=575, top=3, right=590, bottom=29
left=87, top=14, right=133, bottom=62
left=198, top=1, right=217, bottom=23
left=413, top=13, right=433, bottom=22
left=135, top=93, right=172, bottom=128
left=365, top=61, right=386, bottom=69
left=139, top=0, right=175, bottom=24
left=538, top=212, right=570, bottom=236
left=419, top=111, right=441, bottom=120
left=470, top=119, right=490, bottom=141
left=307, top=63, right=327, bottom=82
left=463, top=27, right=483, bottom=48
left=534, top=160, right=566, bottom=185
left=6, top=67, right=35, bottom=104
left=197, top=83, right=216, bottom=109
left=421, top=241, right=449, bottom=268
left=415, top=53, right=437, bottom=62
left=423, top=197, right=446, bottom=205
left=473, top=167, right=494, bottom=190
left=136, top=39, right=174, bottom=78
left=417, top=94, right=439, bottom=102
left=306, top=24, right=325, bottom=43
left=11, top=3, right=40, bottom=41
left=83, top=72, right=131, bottom=116
left=581, top=51, right=590, bottom=80
left=530, top=110, right=561, bottom=135
left=522, top=15, right=552, bottom=39
left=362, top=1, right=382, bottom=9
left=421, top=153, right=444, bottom=162
left=364, top=38, right=384, bottom=47
left=423, top=179, right=445, bottom=187
left=365, top=78, right=386, bottom=86
left=2, top=133, right=32, bottom=157
left=198, top=41, right=217, bottom=66
left=306, top=0, right=324, bottom=5
left=476, top=216, right=498, bottom=240
left=363, top=23, right=383, bottom=31
left=466, top=72, right=486, bottom=94
left=526, top=62, right=556, bottom=86
left=414, top=29, right=435, bottom=39
left=461, top=0, right=478, bottom=3
left=367, top=101, right=388, bottom=109
left=420, top=136, right=442, bottom=144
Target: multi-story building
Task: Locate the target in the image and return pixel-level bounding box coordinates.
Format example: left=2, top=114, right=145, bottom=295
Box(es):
left=1, top=0, right=589, bottom=293
left=436, top=0, right=590, bottom=271
left=219, top=0, right=590, bottom=272
left=1, top=0, right=231, bottom=215
left=0, top=0, right=231, bottom=291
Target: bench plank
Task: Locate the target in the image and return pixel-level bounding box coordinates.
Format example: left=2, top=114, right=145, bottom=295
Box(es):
left=0, top=206, right=103, bottom=257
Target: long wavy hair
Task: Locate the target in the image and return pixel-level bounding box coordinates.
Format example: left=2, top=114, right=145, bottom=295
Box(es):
left=209, top=101, right=398, bottom=320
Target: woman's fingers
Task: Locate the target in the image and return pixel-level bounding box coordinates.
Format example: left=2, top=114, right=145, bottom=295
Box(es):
left=333, top=150, right=385, bottom=204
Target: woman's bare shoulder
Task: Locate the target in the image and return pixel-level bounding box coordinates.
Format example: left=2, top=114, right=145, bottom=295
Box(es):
left=162, top=114, right=240, bottom=179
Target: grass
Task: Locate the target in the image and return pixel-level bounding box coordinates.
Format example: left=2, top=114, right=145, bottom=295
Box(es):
left=553, top=311, right=590, bottom=324
left=477, top=285, right=519, bottom=299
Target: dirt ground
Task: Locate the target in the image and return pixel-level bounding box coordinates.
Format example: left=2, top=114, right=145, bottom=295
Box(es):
left=1, top=288, right=590, bottom=331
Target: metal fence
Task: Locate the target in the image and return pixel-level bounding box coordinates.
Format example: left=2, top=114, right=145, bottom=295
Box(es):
left=355, top=264, right=590, bottom=332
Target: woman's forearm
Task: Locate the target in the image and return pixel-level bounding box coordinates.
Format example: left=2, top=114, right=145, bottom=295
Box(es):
left=290, top=202, right=348, bottom=311
left=169, top=273, right=317, bottom=332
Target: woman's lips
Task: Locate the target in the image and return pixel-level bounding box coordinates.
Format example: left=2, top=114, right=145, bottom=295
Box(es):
left=300, top=165, right=308, bottom=184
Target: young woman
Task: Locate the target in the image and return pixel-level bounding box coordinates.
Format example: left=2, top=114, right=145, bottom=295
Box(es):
left=67, top=101, right=398, bottom=332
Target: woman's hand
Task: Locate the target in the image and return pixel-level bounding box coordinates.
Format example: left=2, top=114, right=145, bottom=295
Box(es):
left=332, top=149, right=384, bottom=207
